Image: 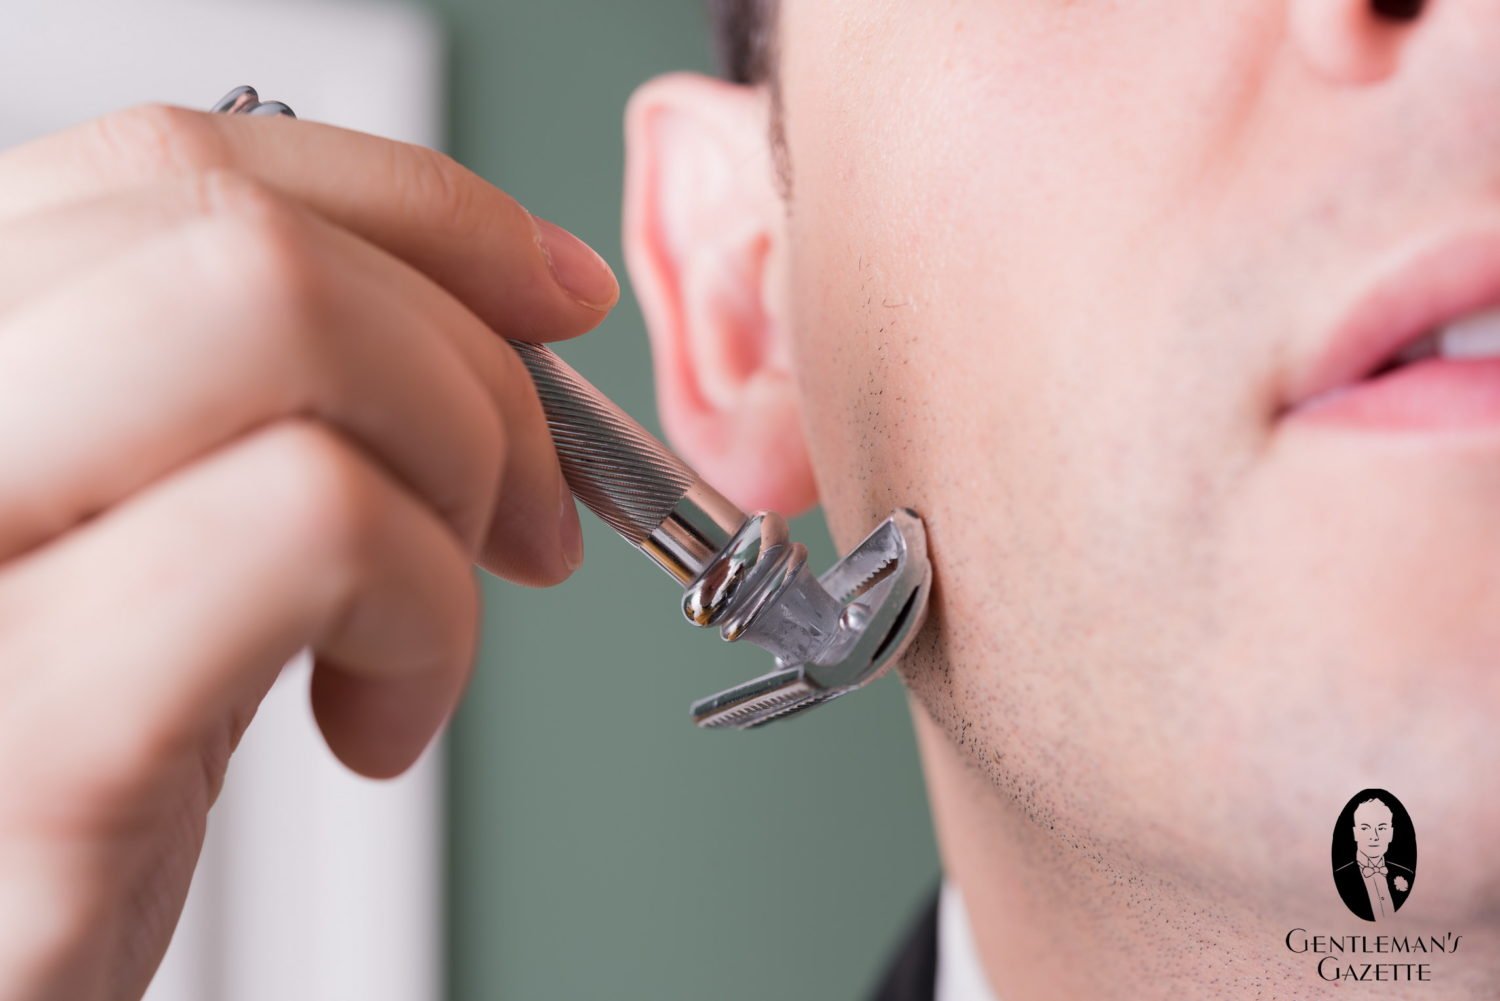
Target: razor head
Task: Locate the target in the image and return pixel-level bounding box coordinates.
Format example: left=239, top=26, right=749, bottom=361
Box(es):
left=691, top=508, right=932, bottom=729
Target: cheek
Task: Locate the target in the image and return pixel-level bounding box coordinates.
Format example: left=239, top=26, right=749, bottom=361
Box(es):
left=780, top=0, right=1285, bottom=547
left=782, top=0, right=1280, bottom=714
left=778, top=0, right=1434, bottom=903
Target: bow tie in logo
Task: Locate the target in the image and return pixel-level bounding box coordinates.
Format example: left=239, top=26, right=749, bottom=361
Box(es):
left=1360, top=859, right=1388, bottom=878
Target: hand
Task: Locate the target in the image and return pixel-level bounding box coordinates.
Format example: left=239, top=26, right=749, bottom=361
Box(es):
left=0, top=104, right=619, bottom=1001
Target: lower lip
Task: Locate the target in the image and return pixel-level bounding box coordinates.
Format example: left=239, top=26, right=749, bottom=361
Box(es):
left=1288, top=357, right=1500, bottom=430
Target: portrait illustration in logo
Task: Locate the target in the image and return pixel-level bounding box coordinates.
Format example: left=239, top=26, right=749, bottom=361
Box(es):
left=1331, top=788, right=1416, bottom=922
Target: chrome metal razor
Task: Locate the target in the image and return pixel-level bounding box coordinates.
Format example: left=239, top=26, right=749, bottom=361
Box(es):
left=215, top=87, right=933, bottom=729
left=508, top=342, right=932, bottom=729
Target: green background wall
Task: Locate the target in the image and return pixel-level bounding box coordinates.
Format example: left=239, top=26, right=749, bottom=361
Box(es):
left=413, top=2, right=942, bottom=997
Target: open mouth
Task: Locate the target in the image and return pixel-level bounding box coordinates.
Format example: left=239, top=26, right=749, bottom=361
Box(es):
left=1368, top=308, right=1500, bottom=376
left=1295, top=310, right=1500, bottom=428
left=1286, top=233, right=1500, bottom=430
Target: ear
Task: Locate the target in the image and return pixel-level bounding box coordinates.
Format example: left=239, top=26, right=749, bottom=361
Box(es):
left=623, top=72, right=817, bottom=516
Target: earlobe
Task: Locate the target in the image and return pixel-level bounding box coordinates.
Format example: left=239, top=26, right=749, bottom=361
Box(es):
left=623, top=72, right=818, bottom=517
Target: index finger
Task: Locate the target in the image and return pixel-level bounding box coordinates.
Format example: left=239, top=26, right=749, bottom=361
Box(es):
left=0, top=104, right=620, bottom=341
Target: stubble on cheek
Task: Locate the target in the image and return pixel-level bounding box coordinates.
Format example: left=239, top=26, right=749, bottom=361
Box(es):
left=780, top=204, right=1360, bottom=993
left=800, top=252, right=1268, bottom=864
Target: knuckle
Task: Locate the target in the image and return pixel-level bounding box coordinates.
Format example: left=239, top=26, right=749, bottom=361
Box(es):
left=446, top=569, right=482, bottom=666
left=414, top=532, right=482, bottom=683
left=453, top=407, right=507, bottom=550
left=186, top=167, right=286, bottom=224
left=0, top=693, right=193, bottom=829
left=474, top=399, right=507, bottom=497
left=463, top=379, right=507, bottom=499
left=91, top=103, right=230, bottom=178
left=257, top=422, right=378, bottom=571
left=194, top=190, right=328, bottom=329
left=74, top=716, right=194, bottom=812
left=394, top=144, right=486, bottom=240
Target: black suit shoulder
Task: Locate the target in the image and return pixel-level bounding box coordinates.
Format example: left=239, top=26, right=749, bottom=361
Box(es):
left=1333, top=859, right=1375, bottom=921
left=868, top=884, right=941, bottom=1001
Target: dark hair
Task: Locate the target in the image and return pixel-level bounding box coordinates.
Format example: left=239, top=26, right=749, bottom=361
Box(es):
left=709, top=0, right=791, bottom=197
left=711, top=0, right=776, bottom=85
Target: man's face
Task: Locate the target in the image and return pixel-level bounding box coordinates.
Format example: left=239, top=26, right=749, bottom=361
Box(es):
left=772, top=0, right=1500, bottom=919
left=1353, top=801, right=1395, bottom=857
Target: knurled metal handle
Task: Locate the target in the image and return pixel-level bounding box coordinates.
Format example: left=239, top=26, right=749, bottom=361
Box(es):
left=507, top=340, right=694, bottom=544
left=507, top=340, right=747, bottom=586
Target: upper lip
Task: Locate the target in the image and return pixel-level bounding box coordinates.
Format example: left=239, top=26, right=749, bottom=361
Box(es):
left=1284, top=229, right=1500, bottom=413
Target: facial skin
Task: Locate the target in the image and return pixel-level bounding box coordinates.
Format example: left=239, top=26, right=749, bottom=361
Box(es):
left=1355, top=800, right=1396, bottom=858
left=625, top=1, right=1500, bottom=997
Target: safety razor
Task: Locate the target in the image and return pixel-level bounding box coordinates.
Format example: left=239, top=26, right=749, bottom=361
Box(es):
left=215, top=87, right=934, bottom=729
left=508, top=342, right=932, bottom=729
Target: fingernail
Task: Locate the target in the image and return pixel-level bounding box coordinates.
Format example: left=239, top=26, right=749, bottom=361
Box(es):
left=559, top=483, right=585, bottom=572
left=533, top=215, right=619, bottom=311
